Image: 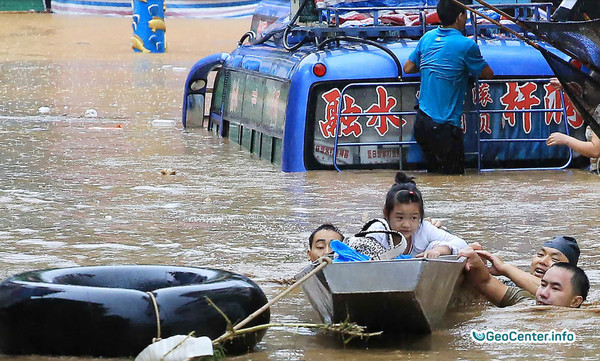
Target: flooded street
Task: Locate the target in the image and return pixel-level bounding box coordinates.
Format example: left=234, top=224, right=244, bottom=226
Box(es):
left=1, top=13, right=600, bottom=361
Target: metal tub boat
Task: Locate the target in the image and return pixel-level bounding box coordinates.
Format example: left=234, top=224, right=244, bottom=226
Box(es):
left=298, top=256, right=465, bottom=334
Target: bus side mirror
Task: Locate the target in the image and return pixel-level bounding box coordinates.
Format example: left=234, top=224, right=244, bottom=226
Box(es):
left=185, top=93, right=205, bottom=128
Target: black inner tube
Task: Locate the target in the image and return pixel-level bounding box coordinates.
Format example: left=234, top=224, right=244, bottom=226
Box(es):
left=0, top=265, right=269, bottom=357
left=317, top=36, right=403, bottom=79
left=20, top=265, right=224, bottom=291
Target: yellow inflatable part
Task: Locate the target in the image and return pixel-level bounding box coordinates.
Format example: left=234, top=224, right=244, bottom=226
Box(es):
left=148, top=17, right=166, bottom=33
left=131, top=35, right=150, bottom=53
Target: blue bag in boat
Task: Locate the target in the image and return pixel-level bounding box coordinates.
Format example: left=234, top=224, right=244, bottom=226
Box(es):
left=330, top=240, right=371, bottom=262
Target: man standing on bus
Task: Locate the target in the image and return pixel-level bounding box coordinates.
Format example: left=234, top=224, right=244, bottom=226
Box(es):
left=403, top=0, right=494, bottom=174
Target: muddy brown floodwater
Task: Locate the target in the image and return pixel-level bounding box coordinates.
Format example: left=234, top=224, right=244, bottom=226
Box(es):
left=1, top=12, right=599, bottom=361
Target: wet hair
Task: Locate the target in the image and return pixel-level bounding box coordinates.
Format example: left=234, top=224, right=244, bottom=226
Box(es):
left=383, top=172, right=424, bottom=221
left=551, top=262, right=590, bottom=303
left=308, top=223, right=343, bottom=248
left=437, top=0, right=467, bottom=26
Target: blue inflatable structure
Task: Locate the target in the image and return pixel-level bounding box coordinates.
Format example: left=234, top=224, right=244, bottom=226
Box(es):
left=132, top=0, right=166, bottom=53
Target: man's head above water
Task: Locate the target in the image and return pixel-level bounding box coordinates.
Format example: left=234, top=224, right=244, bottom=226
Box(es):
left=459, top=236, right=588, bottom=308
left=530, top=236, right=580, bottom=278
left=536, top=262, right=589, bottom=308
left=307, top=223, right=344, bottom=262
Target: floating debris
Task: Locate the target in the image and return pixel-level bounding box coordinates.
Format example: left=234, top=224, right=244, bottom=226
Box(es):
left=152, top=119, right=176, bottom=127
left=37, top=106, right=50, bottom=115
left=160, top=169, right=176, bottom=175
left=84, top=109, right=98, bottom=118
left=135, top=334, right=213, bottom=361
left=88, top=124, right=123, bottom=130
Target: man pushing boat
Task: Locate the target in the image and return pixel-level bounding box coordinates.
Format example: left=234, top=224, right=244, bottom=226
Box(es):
left=459, top=236, right=590, bottom=308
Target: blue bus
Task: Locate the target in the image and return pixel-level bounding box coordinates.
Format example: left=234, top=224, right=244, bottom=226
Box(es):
left=183, top=0, right=586, bottom=172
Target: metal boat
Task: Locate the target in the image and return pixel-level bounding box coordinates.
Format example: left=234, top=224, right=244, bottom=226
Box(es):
left=297, top=256, right=466, bottom=333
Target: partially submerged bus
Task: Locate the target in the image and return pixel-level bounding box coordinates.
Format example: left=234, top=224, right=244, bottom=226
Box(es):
left=182, top=0, right=586, bottom=172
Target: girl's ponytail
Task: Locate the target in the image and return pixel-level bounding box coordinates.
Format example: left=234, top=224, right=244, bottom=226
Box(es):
left=394, top=171, right=416, bottom=186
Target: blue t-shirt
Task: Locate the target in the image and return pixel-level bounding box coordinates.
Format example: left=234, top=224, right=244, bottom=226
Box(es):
left=408, top=27, right=488, bottom=127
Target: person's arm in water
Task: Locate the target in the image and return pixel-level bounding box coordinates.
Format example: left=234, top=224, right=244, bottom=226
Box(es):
left=458, top=247, right=508, bottom=306
left=546, top=131, right=600, bottom=158
left=476, top=250, right=540, bottom=295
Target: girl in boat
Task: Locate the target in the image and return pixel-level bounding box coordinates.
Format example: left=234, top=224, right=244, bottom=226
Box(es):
left=346, top=172, right=467, bottom=259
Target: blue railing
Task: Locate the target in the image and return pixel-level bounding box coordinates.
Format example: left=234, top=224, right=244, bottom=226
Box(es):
left=474, top=78, right=572, bottom=172
left=332, top=81, right=419, bottom=172
left=289, top=2, right=554, bottom=41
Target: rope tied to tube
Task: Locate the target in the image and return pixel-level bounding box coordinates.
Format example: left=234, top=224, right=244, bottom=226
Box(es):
left=146, top=291, right=162, bottom=342
left=211, top=257, right=332, bottom=345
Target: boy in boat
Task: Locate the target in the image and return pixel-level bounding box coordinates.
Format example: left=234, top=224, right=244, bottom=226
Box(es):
left=459, top=236, right=589, bottom=307
left=307, top=223, right=344, bottom=262
left=403, top=0, right=494, bottom=174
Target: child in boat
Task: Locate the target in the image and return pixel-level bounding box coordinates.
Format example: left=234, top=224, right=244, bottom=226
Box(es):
left=307, top=223, right=344, bottom=262
left=347, top=171, right=467, bottom=259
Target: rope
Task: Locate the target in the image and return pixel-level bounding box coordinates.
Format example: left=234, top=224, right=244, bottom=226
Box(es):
left=212, top=257, right=332, bottom=344
left=146, top=291, right=162, bottom=342
left=450, top=0, right=543, bottom=52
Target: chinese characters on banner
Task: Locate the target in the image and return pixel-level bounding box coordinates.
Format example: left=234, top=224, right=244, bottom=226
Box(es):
left=318, top=82, right=584, bottom=139
left=472, top=83, right=493, bottom=134
left=499, top=82, right=541, bottom=134
left=542, top=83, right=584, bottom=129
left=319, top=88, right=364, bottom=138
left=318, top=86, right=406, bottom=138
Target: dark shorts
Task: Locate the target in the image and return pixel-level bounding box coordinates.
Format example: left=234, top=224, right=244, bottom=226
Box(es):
left=413, top=109, right=464, bottom=174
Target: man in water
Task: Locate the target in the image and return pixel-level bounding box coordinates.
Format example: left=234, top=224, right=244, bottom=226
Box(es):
left=307, top=223, right=344, bottom=262
left=459, top=237, right=588, bottom=307
left=536, top=262, right=589, bottom=307
left=472, top=236, right=580, bottom=306
left=403, top=0, right=494, bottom=174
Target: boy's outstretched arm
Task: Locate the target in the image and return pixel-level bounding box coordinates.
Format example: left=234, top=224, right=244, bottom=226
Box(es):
left=547, top=132, right=600, bottom=158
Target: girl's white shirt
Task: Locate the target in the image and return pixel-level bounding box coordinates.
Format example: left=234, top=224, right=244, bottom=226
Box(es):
left=365, top=219, right=467, bottom=256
